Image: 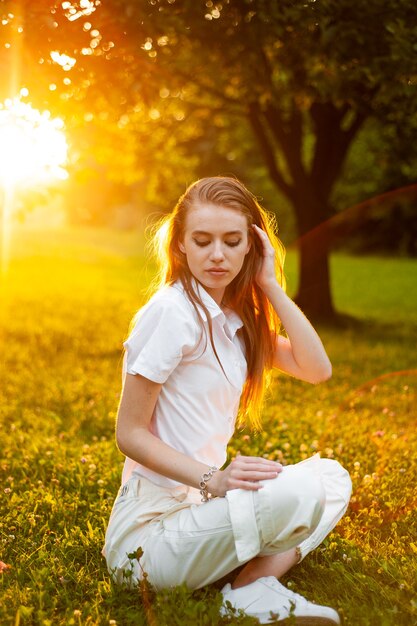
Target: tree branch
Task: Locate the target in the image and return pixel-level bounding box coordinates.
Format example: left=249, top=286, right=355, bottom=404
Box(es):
left=264, top=103, right=309, bottom=192
left=247, top=101, right=294, bottom=200
left=172, top=65, right=244, bottom=112
left=310, top=102, right=368, bottom=203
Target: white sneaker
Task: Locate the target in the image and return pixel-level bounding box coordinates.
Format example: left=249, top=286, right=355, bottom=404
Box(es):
left=220, top=576, right=341, bottom=625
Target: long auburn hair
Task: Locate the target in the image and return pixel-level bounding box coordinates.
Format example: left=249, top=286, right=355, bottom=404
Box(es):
left=132, top=176, right=286, bottom=431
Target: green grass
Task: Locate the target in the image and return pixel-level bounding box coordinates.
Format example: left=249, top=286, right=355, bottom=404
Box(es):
left=0, top=224, right=416, bottom=625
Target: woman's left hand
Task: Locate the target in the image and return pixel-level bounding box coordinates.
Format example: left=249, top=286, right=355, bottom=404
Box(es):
left=252, top=224, right=277, bottom=292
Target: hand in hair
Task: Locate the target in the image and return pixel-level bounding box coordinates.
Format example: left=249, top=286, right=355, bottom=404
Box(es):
left=252, top=224, right=279, bottom=293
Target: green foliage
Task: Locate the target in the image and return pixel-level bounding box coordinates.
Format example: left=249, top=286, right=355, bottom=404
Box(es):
left=0, top=226, right=416, bottom=624
left=2, top=0, right=417, bottom=221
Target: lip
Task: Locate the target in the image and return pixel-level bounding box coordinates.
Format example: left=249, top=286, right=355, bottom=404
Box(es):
left=206, top=269, right=228, bottom=275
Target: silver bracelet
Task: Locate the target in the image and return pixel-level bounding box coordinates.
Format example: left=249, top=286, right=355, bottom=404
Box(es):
left=199, top=466, right=218, bottom=502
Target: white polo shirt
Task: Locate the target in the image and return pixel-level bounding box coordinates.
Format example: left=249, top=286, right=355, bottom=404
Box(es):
left=120, top=279, right=248, bottom=497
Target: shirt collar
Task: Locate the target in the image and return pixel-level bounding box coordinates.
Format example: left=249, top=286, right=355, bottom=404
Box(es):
left=222, top=305, right=245, bottom=336
left=173, top=278, right=244, bottom=336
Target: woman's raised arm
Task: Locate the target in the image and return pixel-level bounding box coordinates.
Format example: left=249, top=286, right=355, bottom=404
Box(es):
left=252, top=224, right=332, bottom=385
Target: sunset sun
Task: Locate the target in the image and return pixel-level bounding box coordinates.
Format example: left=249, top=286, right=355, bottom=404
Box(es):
left=0, top=95, right=69, bottom=277
left=0, top=95, right=68, bottom=186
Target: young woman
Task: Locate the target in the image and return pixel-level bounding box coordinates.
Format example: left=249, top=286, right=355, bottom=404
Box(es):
left=102, top=176, right=352, bottom=625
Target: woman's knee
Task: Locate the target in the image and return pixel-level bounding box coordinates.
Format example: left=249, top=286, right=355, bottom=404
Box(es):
left=278, top=464, right=327, bottom=510
left=318, top=458, right=353, bottom=505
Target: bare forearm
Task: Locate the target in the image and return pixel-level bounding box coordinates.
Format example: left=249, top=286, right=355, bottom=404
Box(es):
left=117, top=426, right=283, bottom=498
left=264, top=280, right=332, bottom=378
left=117, top=426, right=210, bottom=490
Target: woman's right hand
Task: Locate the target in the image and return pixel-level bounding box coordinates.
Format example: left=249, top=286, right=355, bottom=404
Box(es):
left=209, top=455, right=283, bottom=497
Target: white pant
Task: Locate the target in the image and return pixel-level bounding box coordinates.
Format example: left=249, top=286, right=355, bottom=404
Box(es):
left=102, top=454, right=352, bottom=590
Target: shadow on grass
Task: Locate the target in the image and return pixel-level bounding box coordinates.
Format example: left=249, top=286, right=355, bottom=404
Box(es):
left=318, top=309, right=417, bottom=340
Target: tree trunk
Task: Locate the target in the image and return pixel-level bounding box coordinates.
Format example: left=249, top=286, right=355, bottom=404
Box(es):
left=247, top=100, right=367, bottom=321
left=292, top=200, right=336, bottom=321
left=295, top=224, right=334, bottom=320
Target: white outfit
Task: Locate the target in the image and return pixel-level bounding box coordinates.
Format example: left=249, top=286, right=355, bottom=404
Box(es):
left=102, top=280, right=352, bottom=590
left=119, top=279, right=247, bottom=494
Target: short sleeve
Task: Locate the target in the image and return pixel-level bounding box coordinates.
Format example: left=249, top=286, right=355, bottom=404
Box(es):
left=123, top=295, right=198, bottom=383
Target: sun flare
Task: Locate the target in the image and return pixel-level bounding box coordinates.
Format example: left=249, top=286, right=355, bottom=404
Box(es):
left=0, top=96, right=68, bottom=187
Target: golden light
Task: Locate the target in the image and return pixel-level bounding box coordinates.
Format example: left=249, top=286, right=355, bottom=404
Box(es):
left=62, top=0, right=98, bottom=22
left=0, top=96, right=68, bottom=186
left=0, top=95, right=69, bottom=278
left=50, top=50, right=77, bottom=71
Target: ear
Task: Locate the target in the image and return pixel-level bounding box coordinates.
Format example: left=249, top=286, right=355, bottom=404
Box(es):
left=178, top=240, right=186, bottom=254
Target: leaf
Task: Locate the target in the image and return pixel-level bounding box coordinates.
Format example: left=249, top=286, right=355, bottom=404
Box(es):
left=127, top=546, right=143, bottom=561
left=86, top=519, right=95, bottom=539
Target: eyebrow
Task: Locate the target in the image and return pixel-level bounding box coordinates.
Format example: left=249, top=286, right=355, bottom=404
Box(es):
left=191, top=230, right=244, bottom=236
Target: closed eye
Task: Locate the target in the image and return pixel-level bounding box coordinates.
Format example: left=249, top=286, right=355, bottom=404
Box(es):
left=192, top=239, right=242, bottom=248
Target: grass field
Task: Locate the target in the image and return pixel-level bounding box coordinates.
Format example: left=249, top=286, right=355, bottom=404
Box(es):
left=0, top=225, right=416, bottom=626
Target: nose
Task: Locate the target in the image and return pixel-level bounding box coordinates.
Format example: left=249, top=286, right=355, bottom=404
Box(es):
left=210, top=240, right=225, bottom=262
